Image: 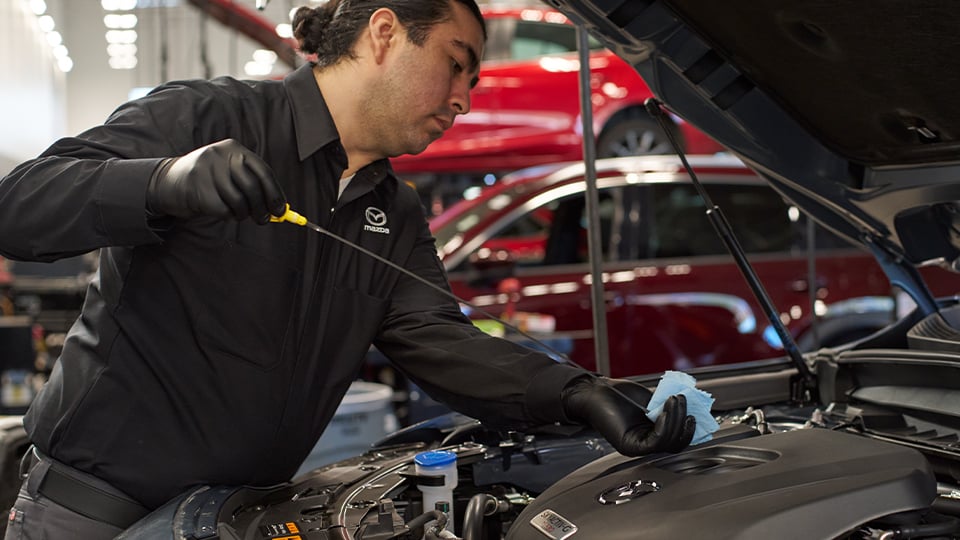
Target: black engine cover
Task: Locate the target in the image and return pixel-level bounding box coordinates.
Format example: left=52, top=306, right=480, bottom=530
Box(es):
left=507, top=429, right=936, bottom=540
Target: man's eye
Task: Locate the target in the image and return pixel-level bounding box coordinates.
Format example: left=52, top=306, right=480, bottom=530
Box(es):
left=452, top=60, right=463, bottom=73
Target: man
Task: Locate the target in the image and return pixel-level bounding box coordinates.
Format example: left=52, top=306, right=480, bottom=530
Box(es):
left=0, top=0, right=695, bottom=537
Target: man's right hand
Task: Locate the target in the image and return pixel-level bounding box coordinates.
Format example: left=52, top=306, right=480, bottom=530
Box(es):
left=146, top=139, right=286, bottom=224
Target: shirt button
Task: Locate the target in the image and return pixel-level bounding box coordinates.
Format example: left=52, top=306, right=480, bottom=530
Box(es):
left=330, top=207, right=335, bottom=213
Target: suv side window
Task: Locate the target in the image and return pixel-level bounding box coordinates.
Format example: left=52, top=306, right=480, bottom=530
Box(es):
left=454, top=187, right=622, bottom=269
left=650, top=183, right=794, bottom=257
left=541, top=191, right=611, bottom=265
left=466, top=181, right=809, bottom=270
left=494, top=186, right=640, bottom=267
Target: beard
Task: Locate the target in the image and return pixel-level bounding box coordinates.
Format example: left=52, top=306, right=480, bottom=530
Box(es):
left=356, top=63, right=446, bottom=158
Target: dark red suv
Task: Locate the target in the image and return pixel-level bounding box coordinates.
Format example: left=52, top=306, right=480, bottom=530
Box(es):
left=431, top=154, right=957, bottom=377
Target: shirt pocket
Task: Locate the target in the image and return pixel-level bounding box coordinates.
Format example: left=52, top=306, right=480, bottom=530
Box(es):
left=195, top=243, right=299, bottom=370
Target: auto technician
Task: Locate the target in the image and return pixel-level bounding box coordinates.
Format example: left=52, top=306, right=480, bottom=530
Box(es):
left=0, top=0, right=695, bottom=538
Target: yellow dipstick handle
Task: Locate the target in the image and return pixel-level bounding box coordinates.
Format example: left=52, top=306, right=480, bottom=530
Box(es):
left=270, top=203, right=307, bottom=226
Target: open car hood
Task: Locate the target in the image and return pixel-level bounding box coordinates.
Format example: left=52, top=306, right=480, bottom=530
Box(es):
left=548, top=0, right=960, bottom=271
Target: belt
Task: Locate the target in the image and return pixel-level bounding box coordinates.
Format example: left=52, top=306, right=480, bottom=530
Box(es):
left=24, top=447, right=150, bottom=529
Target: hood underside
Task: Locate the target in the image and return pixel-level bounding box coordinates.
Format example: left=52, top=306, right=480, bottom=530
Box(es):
left=549, top=0, right=960, bottom=269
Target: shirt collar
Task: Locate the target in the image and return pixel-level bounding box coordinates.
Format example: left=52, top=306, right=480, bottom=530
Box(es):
left=283, top=63, right=396, bottom=186
left=283, top=63, right=341, bottom=161
left=338, top=159, right=399, bottom=208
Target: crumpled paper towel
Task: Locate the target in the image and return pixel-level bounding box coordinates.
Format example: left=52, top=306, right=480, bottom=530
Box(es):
left=646, top=370, right=719, bottom=445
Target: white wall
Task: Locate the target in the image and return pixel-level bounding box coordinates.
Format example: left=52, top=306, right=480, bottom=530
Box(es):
left=60, top=0, right=291, bottom=136
left=0, top=0, right=68, bottom=176
left=1, top=0, right=292, bottom=175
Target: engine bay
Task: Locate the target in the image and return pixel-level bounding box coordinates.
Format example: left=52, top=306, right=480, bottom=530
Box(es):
left=118, top=381, right=960, bottom=540
left=109, top=300, right=960, bottom=540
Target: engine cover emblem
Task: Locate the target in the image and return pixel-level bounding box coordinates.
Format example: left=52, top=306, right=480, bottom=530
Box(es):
left=530, top=509, right=578, bottom=539
left=598, top=480, right=661, bottom=505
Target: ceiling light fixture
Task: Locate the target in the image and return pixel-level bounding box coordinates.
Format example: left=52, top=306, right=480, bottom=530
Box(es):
left=25, top=0, right=73, bottom=72
left=102, top=1, right=138, bottom=70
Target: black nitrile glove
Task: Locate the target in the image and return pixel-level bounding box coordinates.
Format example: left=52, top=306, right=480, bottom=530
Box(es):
left=561, top=376, right=696, bottom=456
left=146, top=139, right=286, bottom=224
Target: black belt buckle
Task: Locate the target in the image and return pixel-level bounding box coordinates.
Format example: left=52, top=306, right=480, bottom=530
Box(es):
left=18, top=445, right=38, bottom=480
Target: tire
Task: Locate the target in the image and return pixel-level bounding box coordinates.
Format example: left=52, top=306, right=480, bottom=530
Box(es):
left=596, top=115, right=678, bottom=157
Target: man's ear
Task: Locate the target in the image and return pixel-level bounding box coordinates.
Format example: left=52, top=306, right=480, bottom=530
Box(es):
left=368, top=8, right=400, bottom=64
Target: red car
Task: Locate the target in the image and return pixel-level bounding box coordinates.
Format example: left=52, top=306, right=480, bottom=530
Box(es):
left=390, top=6, right=723, bottom=176
left=431, top=154, right=957, bottom=377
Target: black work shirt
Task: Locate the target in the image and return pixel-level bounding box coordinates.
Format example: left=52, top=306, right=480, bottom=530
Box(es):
left=0, top=64, right=583, bottom=508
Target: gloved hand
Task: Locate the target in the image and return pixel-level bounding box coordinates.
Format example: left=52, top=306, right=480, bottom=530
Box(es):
left=561, top=376, right=696, bottom=456
left=146, top=139, right=286, bottom=224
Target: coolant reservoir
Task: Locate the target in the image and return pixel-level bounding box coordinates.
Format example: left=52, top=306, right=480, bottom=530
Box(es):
left=414, top=450, right=458, bottom=535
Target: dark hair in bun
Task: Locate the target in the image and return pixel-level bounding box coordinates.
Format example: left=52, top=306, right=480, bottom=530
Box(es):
left=292, top=0, right=485, bottom=68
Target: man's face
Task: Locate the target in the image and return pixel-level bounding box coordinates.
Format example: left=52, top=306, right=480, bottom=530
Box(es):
left=362, top=2, right=484, bottom=157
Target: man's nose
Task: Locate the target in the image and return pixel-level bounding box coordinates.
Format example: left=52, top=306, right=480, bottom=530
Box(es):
left=451, top=82, right=471, bottom=115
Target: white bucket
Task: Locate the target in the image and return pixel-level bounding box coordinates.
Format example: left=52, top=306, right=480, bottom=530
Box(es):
left=296, top=381, right=397, bottom=475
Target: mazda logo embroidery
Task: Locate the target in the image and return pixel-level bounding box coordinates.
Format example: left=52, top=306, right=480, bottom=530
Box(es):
left=363, top=207, right=390, bottom=235
left=365, top=207, right=387, bottom=226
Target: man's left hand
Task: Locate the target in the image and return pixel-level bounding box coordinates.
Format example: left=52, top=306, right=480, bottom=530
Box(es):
left=561, top=376, right=696, bottom=456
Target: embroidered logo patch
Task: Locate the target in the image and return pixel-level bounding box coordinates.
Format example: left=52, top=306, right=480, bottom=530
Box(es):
left=363, top=206, right=390, bottom=234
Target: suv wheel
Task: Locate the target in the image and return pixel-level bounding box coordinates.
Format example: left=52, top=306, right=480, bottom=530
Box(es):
left=597, top=115, right=677, bottom=157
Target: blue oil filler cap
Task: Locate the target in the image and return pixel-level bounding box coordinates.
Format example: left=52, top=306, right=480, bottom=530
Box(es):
left=414, top=450, right=456, bottom=469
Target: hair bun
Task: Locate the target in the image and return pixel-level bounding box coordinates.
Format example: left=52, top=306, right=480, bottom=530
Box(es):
left=292, top=4, right=336, bottom=55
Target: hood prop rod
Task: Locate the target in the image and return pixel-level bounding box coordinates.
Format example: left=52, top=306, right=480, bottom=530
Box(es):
left=644, top=98, right=816, bottom=402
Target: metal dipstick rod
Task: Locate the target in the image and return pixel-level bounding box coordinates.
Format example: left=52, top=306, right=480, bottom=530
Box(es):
left=269, top=204, right=650, bottom=413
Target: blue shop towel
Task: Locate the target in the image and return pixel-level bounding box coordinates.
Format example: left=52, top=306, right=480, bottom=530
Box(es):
left=646, top=371, right=719, bottom=445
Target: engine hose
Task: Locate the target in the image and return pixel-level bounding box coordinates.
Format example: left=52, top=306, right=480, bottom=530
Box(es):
left=462, top=494, right=500, bottom=540
left=890, top=513, right=960, bottom=538
left=932, top=495, right=960, bottom=517
left=391, top=510, right=447, bottom=540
